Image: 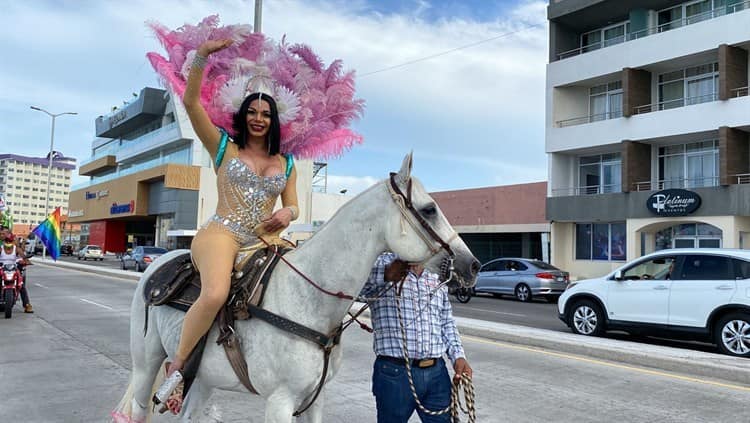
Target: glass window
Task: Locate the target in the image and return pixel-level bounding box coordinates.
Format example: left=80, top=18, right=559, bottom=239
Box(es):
left=677, top=255, right=733, bottom=280
left=603, top=23, right=626, bottom=47
left=658, top=63, right=718, bottom=110
left=697, top=223, right=722, bottom=236
left=593, top=224, right=610, bottom=260
left=510, top=261, right=528, bottom=271
left=581, top=30, right=602, bottom=52
left=481, top=261, right=504, bottom=272
left=610, top=223, right=626, bottom=261
left=589, top=82, right=623, bottom=121
left=658, top=6, right=683, bottom=31
left=658, top=140, right=718, bottom=188
left=623, top=256, right=676, bottom=280
left=576, top=224, right=592, bottom=260
left=733, top=259, right=750, bottom=279
left=579, top=153, right=622, bottom=194
left=530, top=261, right=559, bottom=271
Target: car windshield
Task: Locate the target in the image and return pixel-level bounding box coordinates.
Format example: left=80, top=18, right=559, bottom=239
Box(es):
left=143, top=247, right=167, bottom=254
left=88, top=246, right=101, bottom=251
left=529, top=261, right=559, bottom=270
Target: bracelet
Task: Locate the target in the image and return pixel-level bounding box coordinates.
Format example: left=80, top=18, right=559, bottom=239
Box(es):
left=192, top=53, right=208, bottom=69
left=286, top=206, right=299, bottom=220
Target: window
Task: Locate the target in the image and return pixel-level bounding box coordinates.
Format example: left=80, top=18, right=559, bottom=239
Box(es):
left=580, top=21, right=629, bottom=52
left=578, top=153, right=621, bottom=194
left=658, top=140, right=718, bottom=188
left=623, top=256, right=676, bottom=280
left=576, top=222, right=626, bottom=261
left=658, top=63, right=718, bottom=110
left=677, top=255, right=733, bottom=280
left=589, top=81, right=623, bottom=121
left=482, top=261, right=505, bottom=272
left=734, top=259, right=750, bottom=279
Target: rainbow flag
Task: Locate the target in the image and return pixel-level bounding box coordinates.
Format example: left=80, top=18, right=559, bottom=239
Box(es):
left=32, top=207, right=62, bottom=260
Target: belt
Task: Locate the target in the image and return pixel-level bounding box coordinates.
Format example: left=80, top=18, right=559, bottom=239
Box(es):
left=377, top=355, right=441, bottom=369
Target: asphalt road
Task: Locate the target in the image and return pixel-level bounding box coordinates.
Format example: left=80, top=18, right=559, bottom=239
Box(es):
left=47, top=255, right=723, bottom=355
left=3, top=264, right=749, bottom=422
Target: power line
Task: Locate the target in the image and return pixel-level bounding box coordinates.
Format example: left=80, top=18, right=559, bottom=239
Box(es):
left=360, top=22, right=545, bottom=78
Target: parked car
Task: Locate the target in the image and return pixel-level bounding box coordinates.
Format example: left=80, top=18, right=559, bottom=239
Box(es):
left=472, top=258, right=569, bottom=302
left=558, top=249, right=750, bottom=357
left=121, top=246, right=168, bottom=272
left=77, top=245, right=104, bottom=261
left=61, top=244, right=74, bottom=256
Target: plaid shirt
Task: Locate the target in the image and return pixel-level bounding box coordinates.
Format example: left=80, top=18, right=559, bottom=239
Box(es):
left=359, top=252, right=466, bottom=364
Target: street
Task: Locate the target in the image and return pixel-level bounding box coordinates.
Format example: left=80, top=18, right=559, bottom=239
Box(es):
left=49, top=255, right=723, bottom=355
left=1, top=264, right=748, bottom=422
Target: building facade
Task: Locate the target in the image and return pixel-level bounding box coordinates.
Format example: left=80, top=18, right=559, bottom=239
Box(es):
left=546, top=0, right=750, bottom=279
left=432, top=182, right=551, bottom=264
left=0, top=152, right=76, bottom=236
left=68, top=87, right=315, bottom=252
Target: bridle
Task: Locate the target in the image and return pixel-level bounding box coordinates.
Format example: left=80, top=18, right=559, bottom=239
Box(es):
left=387, top=172, right=458, bottom=274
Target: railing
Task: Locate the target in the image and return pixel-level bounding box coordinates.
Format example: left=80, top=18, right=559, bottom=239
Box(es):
left=731, top=86, right=749, bottom=98
left=556, top=111, right=623, bottom=127
left=555, top=1, right=750, bottom=60
left=633, top=177, right=720, bottom=191
left=551, top=184, right=621, bottom=197
left=736, top=174, right=750, bottom=184
left=633, top=93, right=718, bottom=115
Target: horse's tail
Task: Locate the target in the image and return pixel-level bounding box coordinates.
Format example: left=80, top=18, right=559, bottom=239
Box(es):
left=110, top=371, right=164, bottom=423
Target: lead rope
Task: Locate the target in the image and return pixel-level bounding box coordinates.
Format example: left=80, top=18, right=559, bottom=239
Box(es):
left=394, top=280, right=476, bottom=422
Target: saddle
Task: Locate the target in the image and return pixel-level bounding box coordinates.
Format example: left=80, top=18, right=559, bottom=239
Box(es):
left=143, top=242, right=293, bottom=396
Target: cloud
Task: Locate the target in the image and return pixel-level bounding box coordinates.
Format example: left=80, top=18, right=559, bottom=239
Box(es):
left=1, top=0, right=549, bottom=192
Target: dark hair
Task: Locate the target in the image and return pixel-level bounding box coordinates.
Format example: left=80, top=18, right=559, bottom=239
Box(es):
left=231, top=92, right=281, bottom=155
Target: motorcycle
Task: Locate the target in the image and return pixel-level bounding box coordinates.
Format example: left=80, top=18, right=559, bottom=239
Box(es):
left=0, top=260, right=25, bottom=319
left=447, top=280, right=474, bottom=304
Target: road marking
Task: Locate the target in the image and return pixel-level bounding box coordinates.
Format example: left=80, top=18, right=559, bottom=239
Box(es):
left=461, top=307, right=525, bottom=317
left=463, top=335, right=750, bottom=392
left=34, top=283, right=49, bottom=289
left=79, top=298, right=114, bottom=310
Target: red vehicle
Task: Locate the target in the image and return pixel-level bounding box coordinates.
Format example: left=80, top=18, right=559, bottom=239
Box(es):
left=1, top=259, right=25, bottom=319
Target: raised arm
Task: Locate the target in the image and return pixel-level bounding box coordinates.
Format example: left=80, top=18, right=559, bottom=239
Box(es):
left=183, top=39, right=234, bottom=160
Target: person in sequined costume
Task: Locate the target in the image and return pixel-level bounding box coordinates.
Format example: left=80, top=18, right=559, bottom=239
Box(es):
left=162, top=39, right=300, bottom=413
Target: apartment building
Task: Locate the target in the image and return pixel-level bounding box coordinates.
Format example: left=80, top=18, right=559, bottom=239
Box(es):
left=546, top=0, right=750, bottom=278
left=0, top=152, right=75, bottom=229
left=68, top=87, right=315, bottom=252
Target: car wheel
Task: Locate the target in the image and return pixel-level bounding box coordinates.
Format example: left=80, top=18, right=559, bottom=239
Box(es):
left=569, top=300, right=605, bottom=336
left=514, top=284, right=532, bottom=302
left=546, top=295, right=560, bottom=304
left=454, top=288, right=473, bottom=303
left=715, top=313, right=750, bottom=357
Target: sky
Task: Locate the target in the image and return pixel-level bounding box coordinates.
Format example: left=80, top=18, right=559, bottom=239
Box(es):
left=0, top=0, right=549, bottom=195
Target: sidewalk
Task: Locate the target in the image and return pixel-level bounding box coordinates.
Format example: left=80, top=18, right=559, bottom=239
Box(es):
left=32, top=257, right=750, bottom=386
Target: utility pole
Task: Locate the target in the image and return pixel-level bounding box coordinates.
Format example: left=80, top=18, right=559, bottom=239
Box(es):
left=254, top=0, right=262, bottom=33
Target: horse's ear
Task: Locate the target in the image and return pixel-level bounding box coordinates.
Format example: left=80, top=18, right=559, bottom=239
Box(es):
left=396, top=151, right=413, bottom=185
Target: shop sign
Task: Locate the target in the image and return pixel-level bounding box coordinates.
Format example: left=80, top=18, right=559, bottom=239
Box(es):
left=85, top=191, right=96, bottom=200
left=647, top=189, right=701, bottom=216
left=110, top=200, right=135, bottom=215
left=97, top=190, right=109, bottom=198
left=69, top=210, right=84, bottom=217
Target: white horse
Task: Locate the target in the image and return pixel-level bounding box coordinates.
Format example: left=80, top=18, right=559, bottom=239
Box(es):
left=113, top=153, right=479, bottom=423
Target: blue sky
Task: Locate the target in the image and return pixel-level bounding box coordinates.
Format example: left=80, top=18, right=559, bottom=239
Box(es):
left=0, top=0, right=548, bottom=194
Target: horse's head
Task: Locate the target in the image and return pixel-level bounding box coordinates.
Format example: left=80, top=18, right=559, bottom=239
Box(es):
left=383, top=153, right=480, bottom=288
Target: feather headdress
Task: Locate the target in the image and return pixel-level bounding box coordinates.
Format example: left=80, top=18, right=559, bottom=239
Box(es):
left=146, top=15, right=364, bottom=159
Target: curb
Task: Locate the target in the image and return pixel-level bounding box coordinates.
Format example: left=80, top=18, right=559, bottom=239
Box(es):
left=32, top=261, right=750, bottom=386
left=351, top=303, right=750, bottom=386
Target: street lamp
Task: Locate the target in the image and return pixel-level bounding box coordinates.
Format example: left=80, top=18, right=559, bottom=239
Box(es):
left=30, top=106, right=77, bottom=259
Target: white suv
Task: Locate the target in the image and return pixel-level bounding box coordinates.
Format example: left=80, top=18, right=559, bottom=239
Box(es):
left=558, top=249, right=750, bottom=357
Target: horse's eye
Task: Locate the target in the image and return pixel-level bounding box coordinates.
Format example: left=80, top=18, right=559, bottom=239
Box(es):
left=421, top=204, right=437, bottom=217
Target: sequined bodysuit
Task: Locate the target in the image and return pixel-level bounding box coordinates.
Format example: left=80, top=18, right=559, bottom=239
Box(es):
left=202, top=145, right=287, bottom=246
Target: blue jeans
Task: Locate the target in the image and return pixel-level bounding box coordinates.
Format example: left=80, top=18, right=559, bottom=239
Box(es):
left=372, top=356, right=451, bottom=423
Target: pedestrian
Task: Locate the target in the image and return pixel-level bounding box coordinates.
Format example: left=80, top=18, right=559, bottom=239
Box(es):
left=360, top=252, right=472, bottom=423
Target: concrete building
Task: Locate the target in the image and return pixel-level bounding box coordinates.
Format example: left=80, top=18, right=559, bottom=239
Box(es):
left=432, top=182, right=550, bottom=264
left=0, top=151, right=76, bottom=236
left=546, top=0, right=750, bottom=279
left=68, top=87, right=315, bottom=252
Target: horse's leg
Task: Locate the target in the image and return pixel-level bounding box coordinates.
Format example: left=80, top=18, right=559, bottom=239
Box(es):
left=264, top=388, right=297, bottom=423
left=295, top=392, right=325, bottom=423
left=179, top=379, right=215, bottom=422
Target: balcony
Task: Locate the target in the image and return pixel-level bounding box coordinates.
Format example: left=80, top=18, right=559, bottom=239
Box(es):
left=555, top=2, right=750, bottom=61
left=556, top=111, right=622, bottom=128
left=551, top=184, right=621, bottom=197
left=731, top=86, right=749, bottom=97
left=633, top=93, right=718, bottom=115
left=632, top=177, right=720, bottom=191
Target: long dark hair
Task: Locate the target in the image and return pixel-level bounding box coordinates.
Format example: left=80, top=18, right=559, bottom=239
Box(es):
left=231, top=92, right=281, bottom=155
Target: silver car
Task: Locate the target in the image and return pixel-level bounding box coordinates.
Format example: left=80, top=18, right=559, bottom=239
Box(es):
left=474, top=258, right=570, bottom=302
left=121, top=246, right=168, bottom=272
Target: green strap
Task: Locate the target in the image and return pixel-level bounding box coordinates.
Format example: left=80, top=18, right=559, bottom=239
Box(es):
left=285, top=154, right=294, bottom=179
left=215, top=129, right=229, bottom=168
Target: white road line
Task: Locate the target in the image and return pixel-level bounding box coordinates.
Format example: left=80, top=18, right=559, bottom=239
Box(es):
left=79, top=298, right=114, bottom=310
left=461, top=307, right=526, bottom=317
left=34, top=283, right=49, bottom=289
